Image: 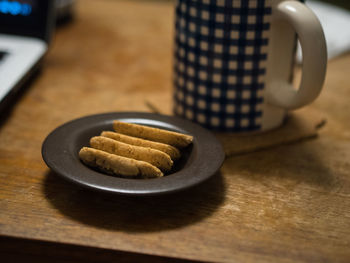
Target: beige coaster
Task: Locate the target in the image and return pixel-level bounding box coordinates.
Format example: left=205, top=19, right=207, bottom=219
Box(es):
left=145, top=99, right=326, bottom=157
left=215, top=109, right=325, bottom=157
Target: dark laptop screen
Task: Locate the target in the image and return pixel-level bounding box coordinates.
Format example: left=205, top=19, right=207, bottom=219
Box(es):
left=0, top=0, right=54, bottom=42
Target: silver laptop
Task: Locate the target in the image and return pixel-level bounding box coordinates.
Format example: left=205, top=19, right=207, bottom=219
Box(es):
left=0, top=0, right=55, bottom=113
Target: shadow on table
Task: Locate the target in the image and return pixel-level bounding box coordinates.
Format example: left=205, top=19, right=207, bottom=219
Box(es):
left=43, top=171, right=226, bottom=232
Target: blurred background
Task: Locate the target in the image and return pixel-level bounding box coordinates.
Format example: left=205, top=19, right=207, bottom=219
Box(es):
left=321, top=0, right=350, bottom=10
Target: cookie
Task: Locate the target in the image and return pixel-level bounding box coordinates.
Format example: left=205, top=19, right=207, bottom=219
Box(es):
left=101, top=131, right=181, bottom=160
left=79, top=147, right=163, bottom=178
left=90, top=136, right=173, bottom=172
left=113, top=121, right=193, bottom=148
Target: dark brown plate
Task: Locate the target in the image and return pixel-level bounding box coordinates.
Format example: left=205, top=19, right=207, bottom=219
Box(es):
left=41, top=112, right=225, bottom=196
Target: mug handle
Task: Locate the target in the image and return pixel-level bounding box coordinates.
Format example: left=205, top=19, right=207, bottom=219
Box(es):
left=265, top=0, right=327, bottom=110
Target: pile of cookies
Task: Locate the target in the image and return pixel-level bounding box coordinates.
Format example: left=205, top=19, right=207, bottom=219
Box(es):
left=79, top=121, right=193, bottom=178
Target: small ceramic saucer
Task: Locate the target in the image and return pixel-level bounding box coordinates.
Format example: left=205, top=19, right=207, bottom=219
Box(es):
left=42, top=112, right=225, bottom=196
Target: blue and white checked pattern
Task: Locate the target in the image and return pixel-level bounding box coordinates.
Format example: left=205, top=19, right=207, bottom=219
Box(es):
left=173, top=0, right=272, bottom=132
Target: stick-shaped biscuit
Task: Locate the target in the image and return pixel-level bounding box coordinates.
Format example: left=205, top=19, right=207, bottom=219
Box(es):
left=90, top=136, right=173, bottom=172
left=101, top=131, right=181, bottom=160
left=79, top=147, right=163, bottom=178
left=113, top=121, right=193, bottom=148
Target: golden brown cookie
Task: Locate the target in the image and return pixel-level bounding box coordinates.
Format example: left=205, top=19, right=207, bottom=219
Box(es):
left=90, top=136, right=173, bottom=172
left=79, top=147, right=163, bottom=178
left=101, top=131, right=181, bottom=160
left=113, top=121, right=193, bottom=148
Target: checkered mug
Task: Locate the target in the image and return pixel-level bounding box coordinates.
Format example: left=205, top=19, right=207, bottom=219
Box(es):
left=173, top=0, right=327, bottom=132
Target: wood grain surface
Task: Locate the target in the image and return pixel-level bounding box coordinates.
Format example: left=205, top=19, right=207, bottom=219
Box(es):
left=0, top=0, right=350, bottom=262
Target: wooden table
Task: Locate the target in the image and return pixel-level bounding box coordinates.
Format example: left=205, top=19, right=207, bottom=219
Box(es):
left=1, top=1, right=350, bottom=262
